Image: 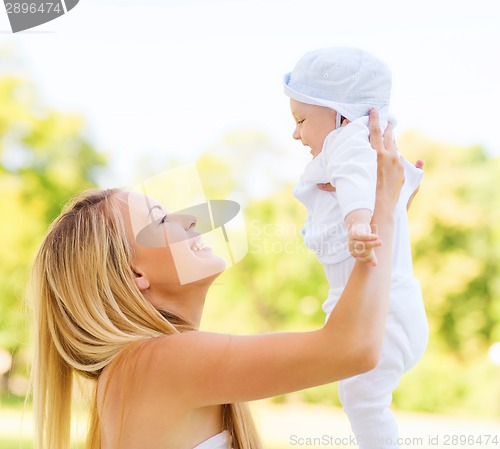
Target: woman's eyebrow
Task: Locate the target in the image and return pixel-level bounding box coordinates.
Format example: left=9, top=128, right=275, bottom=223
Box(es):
left=147, top=205, right=163, bottom=221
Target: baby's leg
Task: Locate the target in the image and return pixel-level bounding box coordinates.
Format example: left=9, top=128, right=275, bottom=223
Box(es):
left=339, top=318, right=409, bottom=449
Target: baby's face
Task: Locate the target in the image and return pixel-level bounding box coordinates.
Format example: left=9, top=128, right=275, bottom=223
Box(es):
left=289, top=99, right=337, bottom=158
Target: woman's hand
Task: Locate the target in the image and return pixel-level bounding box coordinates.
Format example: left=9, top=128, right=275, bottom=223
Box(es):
left=346, top=109, right=404, bottom=262
left=317, top=182, right=336, bottom=192
left=369, top=108, right=405, bottom=208
left=316, top=110, right=406, bottom=194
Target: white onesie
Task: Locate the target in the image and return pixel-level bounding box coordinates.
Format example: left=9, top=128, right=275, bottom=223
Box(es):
left=293, top=116, right=428, bottom=449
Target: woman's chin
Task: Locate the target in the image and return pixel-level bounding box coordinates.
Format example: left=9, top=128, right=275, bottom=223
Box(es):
left=184, top=256, right=226, bottom=285
left=189, top=264, right=226, bottom=286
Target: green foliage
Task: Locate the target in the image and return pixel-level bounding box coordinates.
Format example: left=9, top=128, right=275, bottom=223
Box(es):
left=394, top=350, right=500, bottom=416
left=198, top=131, right=328, bottom=335
left=0, top=75, right=107, bottom=353
left=206, top=187, right=328, bottom=334
left=201, top=129, right=500, bottom=416
left=400, top=132, right=500, bottom=357
left=1, top=76, right=499, bottom=417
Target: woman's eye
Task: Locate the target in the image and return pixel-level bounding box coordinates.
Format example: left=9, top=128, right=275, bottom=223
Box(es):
left=159, top=214, right=168, bottom=224
left=297, top=119, right=305, bottom=124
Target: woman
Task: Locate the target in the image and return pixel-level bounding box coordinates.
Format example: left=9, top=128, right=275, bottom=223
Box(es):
left=28, top=109, right=406, bottom=449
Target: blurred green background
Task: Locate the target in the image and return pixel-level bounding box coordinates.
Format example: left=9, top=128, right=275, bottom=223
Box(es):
left=1, top=60, right=500, bottom=448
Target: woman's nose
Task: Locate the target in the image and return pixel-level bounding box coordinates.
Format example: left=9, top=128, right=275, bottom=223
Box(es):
left=182, top=214, right=197, bottom=231
left=292, top=126, right=301, bottom=140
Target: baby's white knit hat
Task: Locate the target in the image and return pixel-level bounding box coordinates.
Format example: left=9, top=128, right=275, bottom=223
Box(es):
left=283, top=47, right=392, bottom=124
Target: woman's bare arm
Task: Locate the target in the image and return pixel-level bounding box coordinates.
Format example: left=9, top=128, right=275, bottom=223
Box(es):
left=143, top=109, right=404, bottom=408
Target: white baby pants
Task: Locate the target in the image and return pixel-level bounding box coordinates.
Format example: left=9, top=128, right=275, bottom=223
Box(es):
left=325, top=261, right=428, bottom=449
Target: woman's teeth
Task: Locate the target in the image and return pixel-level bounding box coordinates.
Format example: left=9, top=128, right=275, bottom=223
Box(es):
left=191, top=239, right=205, bottom=252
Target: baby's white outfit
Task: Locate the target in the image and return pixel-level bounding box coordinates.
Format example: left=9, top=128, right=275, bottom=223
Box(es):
left=192, top=430, right=230, bottom=449
left=293, top=116, right=429, bottom=449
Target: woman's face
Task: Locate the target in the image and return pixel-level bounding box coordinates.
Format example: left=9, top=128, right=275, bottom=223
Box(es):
left=123, top=192, right=226, bottom=288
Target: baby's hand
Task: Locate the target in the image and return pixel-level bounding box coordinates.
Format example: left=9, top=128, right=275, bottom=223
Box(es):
left=348, top=223, right=381, bottom=267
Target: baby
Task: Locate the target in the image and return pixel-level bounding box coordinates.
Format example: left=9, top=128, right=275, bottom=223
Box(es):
left=284, top=47, right=428, bottom=449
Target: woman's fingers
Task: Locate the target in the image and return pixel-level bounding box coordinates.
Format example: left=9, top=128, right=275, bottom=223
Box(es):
left=369, top=108, right=405, bottom=207
left=383, top=122, right=395, bottom=154
left=368, top=108, right=384, bottom=155
left=415, top=159, right=424, bottom=169
left=316, top=183, right=336, bottom=192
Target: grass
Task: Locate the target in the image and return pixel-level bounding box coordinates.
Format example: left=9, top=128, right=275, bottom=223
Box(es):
left=2, top=396, right=500, bottom=449
left=0, top=437, right=34, bottom=449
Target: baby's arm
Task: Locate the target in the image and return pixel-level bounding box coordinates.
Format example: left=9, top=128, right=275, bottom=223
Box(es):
left=325, top=121, right=379, bottom=266
left=345, top=208, right=381, bottom=267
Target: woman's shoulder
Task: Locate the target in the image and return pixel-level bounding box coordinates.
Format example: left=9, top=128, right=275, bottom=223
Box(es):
left=97, top=337, right=193, bottom=419
left=103, top=333, right=211, bottom=390
left=97, top=336, right=222, bottom=449
left=98, top=337, right=177, bottom=398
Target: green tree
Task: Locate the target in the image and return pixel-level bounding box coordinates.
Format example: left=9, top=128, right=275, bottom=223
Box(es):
left=400, top=132, right=500, bottom=357
left=0, top=75, right=107, bottom=359
left=197, top=129, right=327, bottom=335
left=199, top=128, right=500, bottom=415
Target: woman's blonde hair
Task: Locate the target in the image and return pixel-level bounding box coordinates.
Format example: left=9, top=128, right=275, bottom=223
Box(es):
left=28, top=188, right=262, bottom=449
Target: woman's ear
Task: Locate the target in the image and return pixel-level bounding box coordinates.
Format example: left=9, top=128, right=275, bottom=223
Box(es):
left=132, top=269, right=150, bottom=291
